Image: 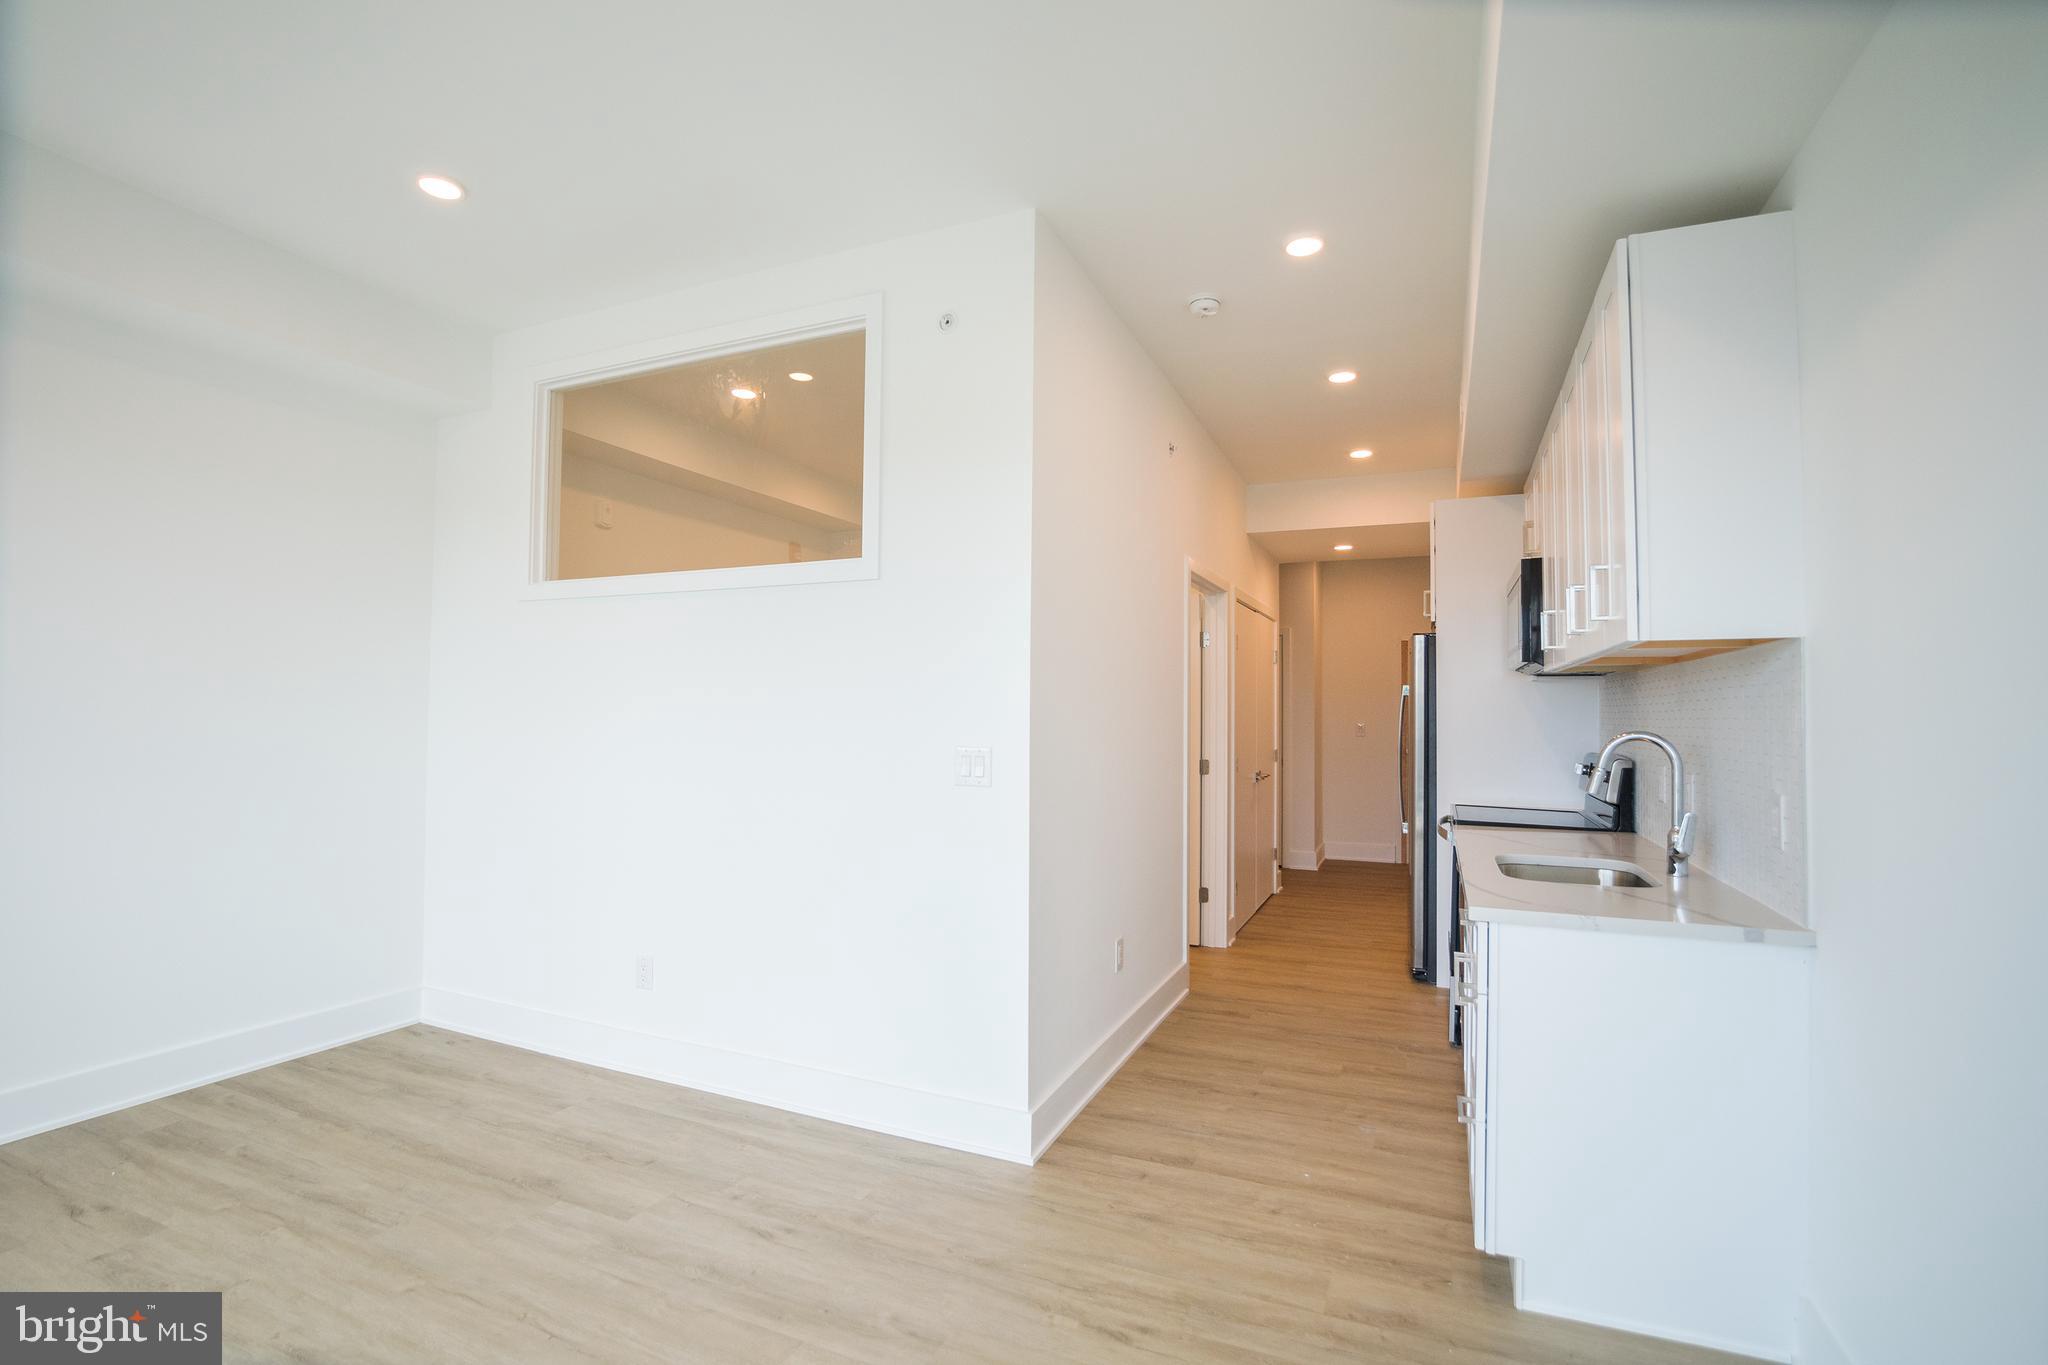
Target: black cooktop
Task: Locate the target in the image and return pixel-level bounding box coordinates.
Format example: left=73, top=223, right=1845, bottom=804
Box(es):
left=1452, top=803, right=1613, bottom=831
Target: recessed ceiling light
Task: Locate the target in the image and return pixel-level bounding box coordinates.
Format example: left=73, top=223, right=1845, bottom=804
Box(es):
left=1334, top=544, right=1354, bottom=552
left=787, top=371, right=814, bottom=382
left=729, top=386, right=758, bottom=400
left=1349, top=448, right=1373, bottom=460
left=416, top=174, right=465, bottom=202
left=1328, top=370, right=1358, bottom=384
left=1285, top=235, right=1324, bottom=258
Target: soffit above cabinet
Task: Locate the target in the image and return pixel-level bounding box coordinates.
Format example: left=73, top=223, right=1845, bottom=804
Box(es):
left=1456, top=0, right=1885, bottom=490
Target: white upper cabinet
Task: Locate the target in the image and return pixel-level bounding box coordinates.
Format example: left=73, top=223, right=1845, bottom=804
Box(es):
left=1525, top=213, right=1805, bottom=673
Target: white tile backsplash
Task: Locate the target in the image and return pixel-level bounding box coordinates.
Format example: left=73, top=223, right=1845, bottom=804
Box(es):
left=1599, top=640, right=1807, bottom=922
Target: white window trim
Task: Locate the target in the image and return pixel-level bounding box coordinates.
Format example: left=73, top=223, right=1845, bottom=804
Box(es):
left=523, top=294, right=883, bottom=599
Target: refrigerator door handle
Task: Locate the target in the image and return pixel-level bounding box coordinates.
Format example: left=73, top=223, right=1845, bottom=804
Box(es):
left=1397, top=684, right=1411, bottom=833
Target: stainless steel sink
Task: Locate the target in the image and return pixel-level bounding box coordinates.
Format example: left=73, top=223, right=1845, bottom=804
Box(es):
left=1496, top=856, right=1653, bottom=888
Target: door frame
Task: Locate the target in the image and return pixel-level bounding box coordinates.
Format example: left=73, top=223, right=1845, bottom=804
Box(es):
left=1274, top=624, right=1289, bottom=897
left=1186, top=583, right=1205, bottom=947
left=1186, top=562, right=1234, bottom=949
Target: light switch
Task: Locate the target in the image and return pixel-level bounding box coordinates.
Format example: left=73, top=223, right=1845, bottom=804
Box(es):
left=955, top=746, right=992, bottom=787
left=594, top=497, right=614, bottom=530
left=1354, top=721, right=1366, bottom=738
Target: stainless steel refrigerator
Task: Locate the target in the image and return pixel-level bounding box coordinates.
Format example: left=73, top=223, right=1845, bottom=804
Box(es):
left=1398, top=632, right=1436, bottom=981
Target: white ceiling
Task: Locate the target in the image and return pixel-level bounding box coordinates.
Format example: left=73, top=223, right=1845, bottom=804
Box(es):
left=1253, top=521, right=1430, bottom=566
left=0, top=0, right=1482, bottom=485
left=2, top=1, right=1886, bottom=495
left=1456, top=0, right=1886, bottom=487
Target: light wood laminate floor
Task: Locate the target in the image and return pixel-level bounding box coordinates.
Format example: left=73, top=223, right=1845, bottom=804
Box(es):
left=1, top=863, right=1747, bottom=1362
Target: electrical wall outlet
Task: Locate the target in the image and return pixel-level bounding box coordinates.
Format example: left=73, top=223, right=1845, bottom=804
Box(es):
left=1114, top=937, right=1125, bottom=973
left=635, top=955, right=654, bottom=991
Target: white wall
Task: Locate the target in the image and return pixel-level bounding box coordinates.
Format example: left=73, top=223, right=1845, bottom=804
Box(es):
left=0, top=296, right=435, bottom=1141
left=1245, top=469, right=1455, bottom=533
left=421, top=211, right=1041, bottom=1159
left=1277, top=562, right=1323, bottom=868
left=1600, top=640, right=1808, bottom=922
left=1, top=135, right=484, bottom=414
left=1430, top=495, right=1599, bottom=982
left=1026, top=221, right=1275, bottom=1145
left=1318, top=557, right=1432, bottom=863
left=1762, top=6, right=2048, bottom=1362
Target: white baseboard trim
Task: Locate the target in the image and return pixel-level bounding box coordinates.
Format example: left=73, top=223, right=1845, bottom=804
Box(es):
left=1514, top=1284, right=1791, bottom=1364
left=1280, top=846, right=1324, bottom=871
left=419, top=987, right=1034, bottom=1164
left=0, top=988, right=420, bottom=1147
left=1027, top=965, right=1187, bottom=1161
left=1795, top=1296, right=1854, bottom=1365
left=1325, top=839, right=1400, bottom=863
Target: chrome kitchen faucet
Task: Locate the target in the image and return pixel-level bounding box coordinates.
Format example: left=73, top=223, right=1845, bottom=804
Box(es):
left=1585, top=732, right=1697, bottom=881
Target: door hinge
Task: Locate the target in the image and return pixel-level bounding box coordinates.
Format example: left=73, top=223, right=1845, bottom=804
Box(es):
left=1198, top=886, right=1210, bottom=904
left=1199, top=758, right=1210, bottom=775
left=1273, top=648, right=1280, bottom=664
left=1200, top=630, right=1211, bottom=648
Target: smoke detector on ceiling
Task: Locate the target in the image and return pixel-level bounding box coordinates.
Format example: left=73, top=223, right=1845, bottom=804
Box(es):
left=1187, top=295, right=1222, bottom=318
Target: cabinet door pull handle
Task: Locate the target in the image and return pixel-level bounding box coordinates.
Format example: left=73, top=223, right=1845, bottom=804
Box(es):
left=1566, top=584, right=1589, bottom=635
left=1590, top=563, right=1623, bottom=622
left=1540, top=609, right=1563, bottom=653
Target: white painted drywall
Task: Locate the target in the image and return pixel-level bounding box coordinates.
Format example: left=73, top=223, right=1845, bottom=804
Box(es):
left=1765, top=5, right=2048, bottom=1361
left=1277, top=562, right=1323, bottom=868
left=1026, top=222, right=1276, bottom=1115
left=1318, top=557, right=1432, bottom=864
left=0, top=295, right=435, bottom=1134
left=1, top=135, right=485, bottom=414
left=1245, top=469, right=1456, bottom=533
left=1429, top=496, right=1599, bottom=982
left=420, top=211, right=1041, bottom=1157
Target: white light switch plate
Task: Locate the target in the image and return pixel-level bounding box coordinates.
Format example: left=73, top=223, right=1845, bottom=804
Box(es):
left=954, top=746, right=991, bottom=787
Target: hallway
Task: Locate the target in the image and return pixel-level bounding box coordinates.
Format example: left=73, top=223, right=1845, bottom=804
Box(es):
left=0, top=864, right=1743, bottom=1362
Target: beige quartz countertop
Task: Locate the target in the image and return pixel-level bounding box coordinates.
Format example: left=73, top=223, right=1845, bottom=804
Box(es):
left=1451, top=824, right=1816, bottom=947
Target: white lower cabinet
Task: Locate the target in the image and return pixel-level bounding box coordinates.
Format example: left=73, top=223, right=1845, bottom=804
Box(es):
left=1452, top=920, right=1495, bottom=1254
left=1456, top=911, right=1811, bottom=1361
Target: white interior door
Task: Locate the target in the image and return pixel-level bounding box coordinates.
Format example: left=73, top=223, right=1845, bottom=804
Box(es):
left=1262, top=624, right=1278, bottom=897
left=1233, top=601, right=1276, bottom=934
left=1188, top=585, right=1204, bottom=946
